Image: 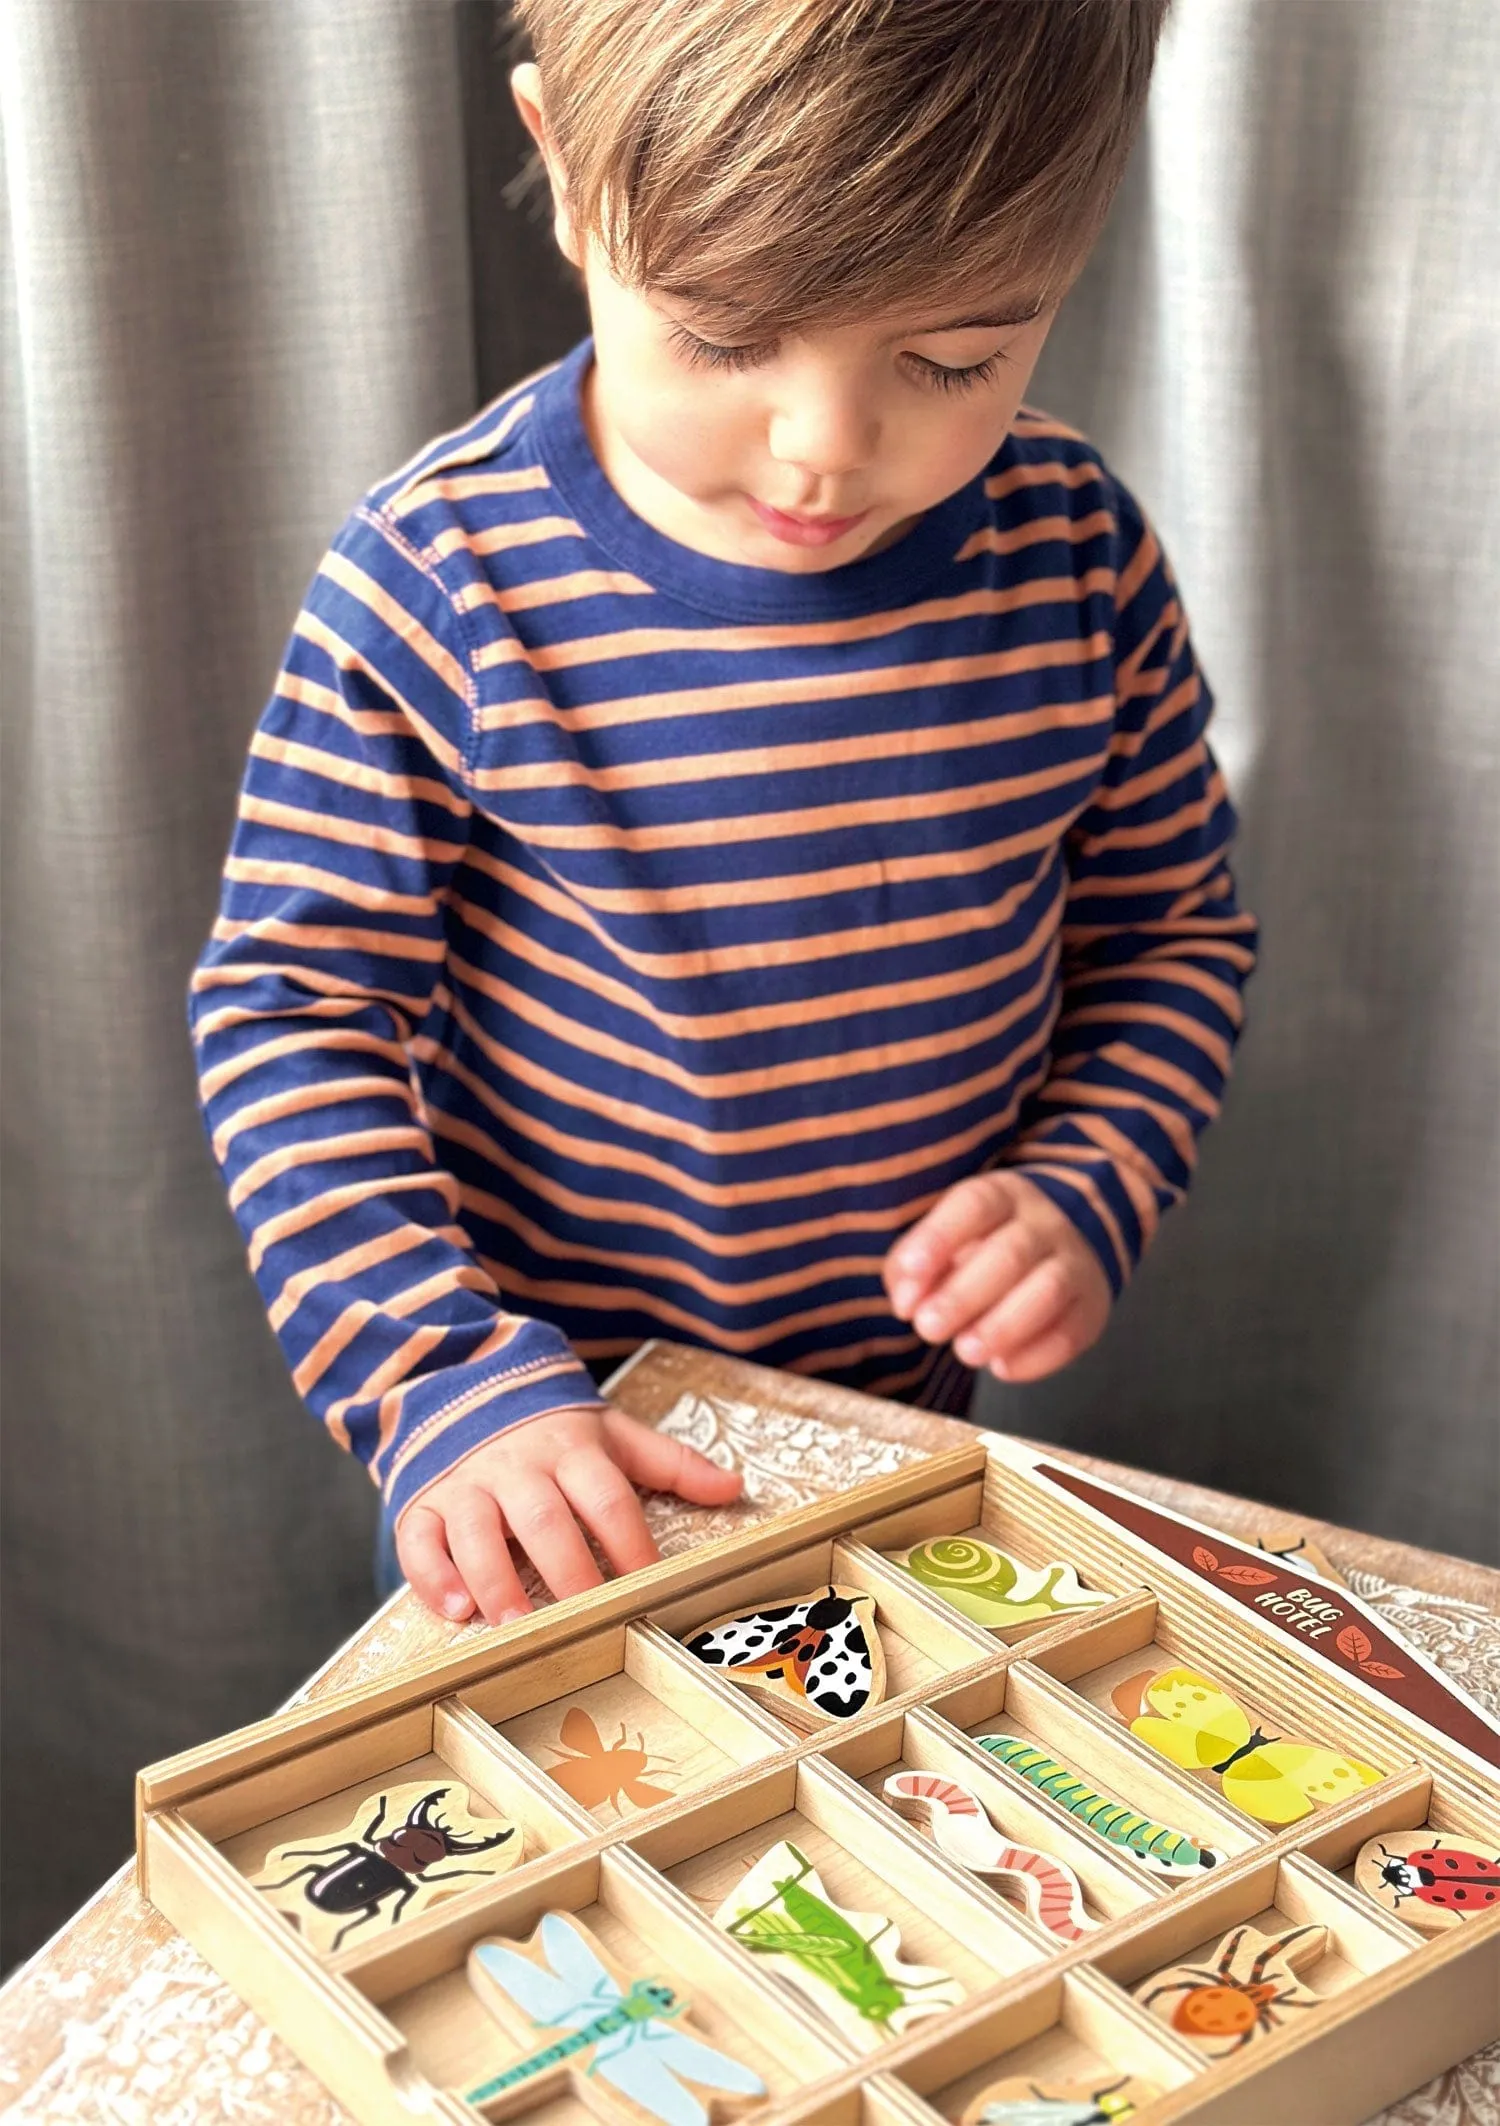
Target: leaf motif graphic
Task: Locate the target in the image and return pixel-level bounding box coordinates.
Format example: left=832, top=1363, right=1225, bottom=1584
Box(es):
left=1336, top=1625, right=1374, bottom=1664
left=1217, top=1565, right=1277, bottom=1586
left=1360, top=1659, right=1404, bottom=1680
left=1192, top=1546, right=1220, bottom=1573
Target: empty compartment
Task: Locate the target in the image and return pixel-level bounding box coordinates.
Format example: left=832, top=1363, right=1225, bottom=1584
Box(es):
left=629, top=1756, right=1041, bottom=2053
left=185, top=1697, right=583, bottom=1958
left=651, top=1534, right=993, bottom=1738
left=1096, top=1851, right=1416, bottom=2065
left=350, top=1844, right=842, bottom=2119
left=465, top=1620, right=783, bottom=1827
left=930, top=1661, right=1254, bottom=1885
left=821, top=1706, right=1153, bottom=1933
left=892, top=1967, right=1197, bottom=2122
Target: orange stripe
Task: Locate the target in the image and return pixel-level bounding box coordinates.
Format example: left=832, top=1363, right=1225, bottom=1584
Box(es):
left=273, top=667, right=407, bottom=741
left=1064, top=954, right=1244, bottom=1024
left=293, top=1265, right=498, bottom=1396
left=436, top=948, right=1060, bottom=1158
left=475, top=745, right=1105, bottom=855
left=446, top=863, right=1063, bottom=1042
left=467, top=669, right=1114, bottom=789
left=319, top=548, right=472, bottom=703
left=229, top=1126, right=434, bottom=1213
left=1048, top=1041, right=1220, bottom=1121
left=198, top=1026, right=408, bottom=1102
left=240, top=791, right=468, bottom=854
left=442, top=930, right=1059, bottom=1105
left=213, top=1074, right=418, bottom=1160
left=1114, top=523, right=1161, bottom=614
left=247, top=1172, right=461, bottom=1273
left=1057, top=999, right=1232, bottom=1077
left=224, top=856, right=439, bottom=917
left=1070, top=779, right=1224, bottom=859
left=469, top=568, right=1113, bottom=680
left=1031, top=1076, right=1197, bottom=1167
left=379, top=1345, right=582, bottom=1488
left=269, top=1223, right=449, bottom=1332
left=293, top=611, right=465, bottom=774
left=415, top=1017, right=1054, bottom=1208
left=211, top=914, right=445, bottom=964
left=248, top=729, right=465, bottom=818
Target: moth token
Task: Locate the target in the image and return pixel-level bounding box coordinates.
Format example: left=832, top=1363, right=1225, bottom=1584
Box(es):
left=683, top=1585, right=884, bottom=1728
left=1353, top=1828, right=1500, bottom=1932
left=959, top=2071, right=1160, bottom=2123
left=889, top=1535, right=1107, bottom=1636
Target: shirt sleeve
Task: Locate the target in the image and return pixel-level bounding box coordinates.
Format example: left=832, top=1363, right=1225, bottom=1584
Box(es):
left=188, top=502, right=604, bottom=1529
left=996, top=476, right=1260, bottom=1294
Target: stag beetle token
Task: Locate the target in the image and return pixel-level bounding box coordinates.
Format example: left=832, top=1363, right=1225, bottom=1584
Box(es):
left=249, top=1779, right=521, bottom=1952
left=1354, top=1827, right=1500, bottom=1933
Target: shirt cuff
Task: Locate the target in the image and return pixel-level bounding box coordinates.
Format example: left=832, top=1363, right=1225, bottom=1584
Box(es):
left=998, top=1154, right=1144, bottom=1298
left=379, top=1337, right=606, bottom=1527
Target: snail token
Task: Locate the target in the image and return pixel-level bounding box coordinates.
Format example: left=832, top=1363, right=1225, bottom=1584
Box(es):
left=887, top=1536, right=1107, bottom=1635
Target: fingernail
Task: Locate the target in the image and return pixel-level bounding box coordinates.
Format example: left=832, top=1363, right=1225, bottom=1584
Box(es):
left=954, top=1333, right=984, bottom=1364
left=913, top=1305, right=945, bottom=1340
left=890, top=1279, right=918, bottom=1318
left=443, top=1592, right=474, bottom=1619
left=989, top=1357, right=1011, bottom=1381
left=499, top=1606, right=528, bottom=1626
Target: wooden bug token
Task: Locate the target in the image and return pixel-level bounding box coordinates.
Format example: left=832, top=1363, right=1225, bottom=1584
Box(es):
left=883, top=1771, right=1095, bottom=1942
left=958, top=2070, right=1160, bottom=2123
left=713, top=1838, right=961, bottom=2043
left=1353, top=1828, right=1500, bottom=1932
left=1134, top=1922, right=1326, bottom=2058
left=248, top=1779, right=520, bottom=1955
left=682, top=1585, right=885, bottom=1729
left=465, top=1910, right=766, bottom=2124
left=1109, top=1664, right=1381, bottom=1825
left=888, top=1536, right=1108, bottom=1636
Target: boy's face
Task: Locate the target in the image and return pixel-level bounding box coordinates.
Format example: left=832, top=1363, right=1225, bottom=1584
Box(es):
left=512, top=65, right=1060, bottom=572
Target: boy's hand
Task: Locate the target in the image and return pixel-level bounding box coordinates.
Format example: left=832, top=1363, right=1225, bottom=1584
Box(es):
left=396, top=1404, right=743, bottom=1626
left=884, top=1171, right=1111, bottom=1382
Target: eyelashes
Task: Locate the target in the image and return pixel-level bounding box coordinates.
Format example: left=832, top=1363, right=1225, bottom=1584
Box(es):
left=664, top=323, right=1004, bottom=395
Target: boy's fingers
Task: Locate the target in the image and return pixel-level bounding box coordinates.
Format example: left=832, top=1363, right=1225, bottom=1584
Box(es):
left=603, top=1410, right=744, bottom=1503
left=555, top=1444, right=662, bottom=1577
left=501, top=1464, right=606, bottom=1601
left=396, top=1504, right=477, bottom=1623
left=962, top=1255, right=1074, bottom=1365
left=989, top=1296, right=1092, bottom=1382
left=444, top=1490, right=531, bottom=1626
left=886, top=1174, right=1018, bottom=1317
left=910, top=1220, right=1047, bottom=1344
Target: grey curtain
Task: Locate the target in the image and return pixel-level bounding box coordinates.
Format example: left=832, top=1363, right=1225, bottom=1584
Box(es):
left=3, top=0, right=1495, bottom=1972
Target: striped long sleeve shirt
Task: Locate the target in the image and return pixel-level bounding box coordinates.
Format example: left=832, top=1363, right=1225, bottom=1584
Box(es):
left=190, top=333, right=1258, bottom=1528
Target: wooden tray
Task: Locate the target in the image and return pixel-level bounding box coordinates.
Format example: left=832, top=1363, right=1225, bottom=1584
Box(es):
left=136, top=1400, right=1500, bottom=2126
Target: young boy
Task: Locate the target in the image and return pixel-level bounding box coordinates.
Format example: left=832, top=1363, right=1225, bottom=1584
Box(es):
left=190, top=0, right=1256, bottom=1628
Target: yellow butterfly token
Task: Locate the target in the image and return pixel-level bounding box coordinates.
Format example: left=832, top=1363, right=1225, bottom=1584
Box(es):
left=1111, top=1666, right=1381, bottom=1825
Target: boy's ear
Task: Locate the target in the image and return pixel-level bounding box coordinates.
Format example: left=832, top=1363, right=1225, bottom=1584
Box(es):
left=509, top=62, right=582, bottom=269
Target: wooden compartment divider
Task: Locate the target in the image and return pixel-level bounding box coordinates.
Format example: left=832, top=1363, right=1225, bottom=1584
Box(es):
left=135, top=1407, right=1500, bottom=2126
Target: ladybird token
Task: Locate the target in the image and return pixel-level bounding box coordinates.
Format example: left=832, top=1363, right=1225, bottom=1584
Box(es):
left=1353, top=1828, right=1500, bottom=1933
left=248, top=1778, right=521, bottom=1955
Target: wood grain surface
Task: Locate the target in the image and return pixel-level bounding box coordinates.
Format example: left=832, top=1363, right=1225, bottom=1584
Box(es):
left=1, top=1340, right=1495, bottom=2124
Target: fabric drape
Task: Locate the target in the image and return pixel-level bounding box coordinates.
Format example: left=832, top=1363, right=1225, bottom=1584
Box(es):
left=3, top=0, right=1495, bottom=1972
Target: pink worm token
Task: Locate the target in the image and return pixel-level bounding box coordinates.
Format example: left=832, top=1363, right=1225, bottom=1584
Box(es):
left=883, top=1770, right=1095, bottom=1943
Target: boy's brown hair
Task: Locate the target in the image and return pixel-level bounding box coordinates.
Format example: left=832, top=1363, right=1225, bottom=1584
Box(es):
left=505, top=0, right=1170, bottom=338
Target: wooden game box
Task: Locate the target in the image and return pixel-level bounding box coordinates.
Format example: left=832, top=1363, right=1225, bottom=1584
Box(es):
left=136, top=1370, right=1500, bottom=2126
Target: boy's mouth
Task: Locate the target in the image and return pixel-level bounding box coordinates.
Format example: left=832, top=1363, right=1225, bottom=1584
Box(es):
left=749, top=498, right=869, bottom=545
